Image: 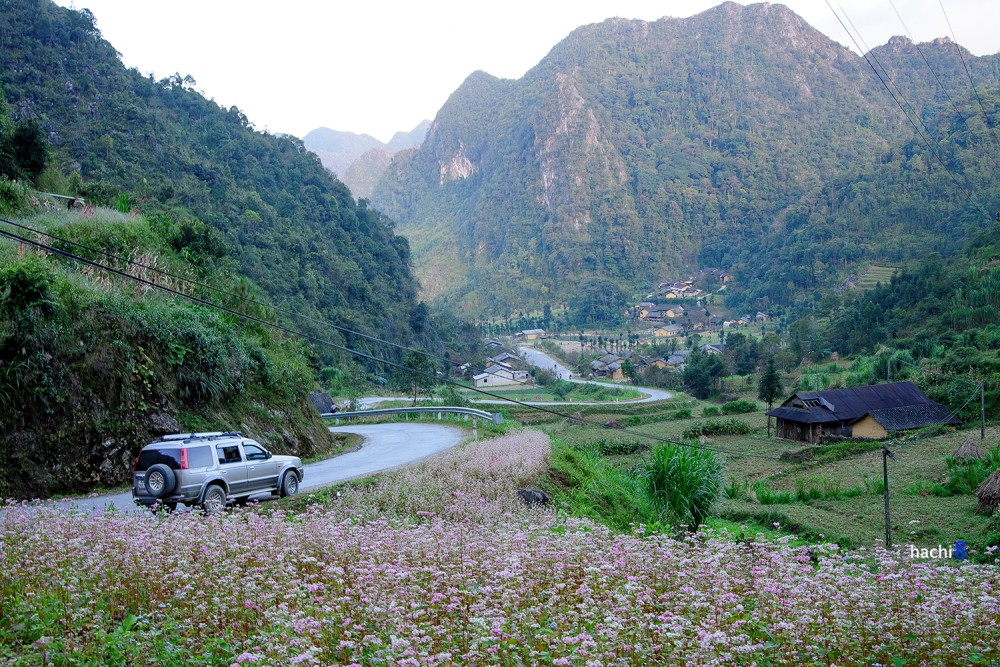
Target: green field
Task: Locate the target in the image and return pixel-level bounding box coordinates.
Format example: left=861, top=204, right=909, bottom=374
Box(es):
left=505, top=393, right=999, bottom=555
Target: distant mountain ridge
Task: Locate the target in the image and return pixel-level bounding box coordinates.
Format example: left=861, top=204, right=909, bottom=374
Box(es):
left=371, top=2, right=1000, bottom=316
left=303, top=120, right=431, bottom=183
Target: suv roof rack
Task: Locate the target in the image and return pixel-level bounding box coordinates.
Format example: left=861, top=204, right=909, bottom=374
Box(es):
left=160, top=431, right=242, bottom=442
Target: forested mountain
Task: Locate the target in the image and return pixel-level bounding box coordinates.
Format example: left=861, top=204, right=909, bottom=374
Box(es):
left=342, top=147, right=394, bottom=199
left=302, top=128, right=386, bottom=176
left=303, top=120, right=431, bottom=179
left=386, top=120, right=432, bottom=152
left=372, top=2, right=1000, bottom=316
left=1, top=0, right=431, bottom=365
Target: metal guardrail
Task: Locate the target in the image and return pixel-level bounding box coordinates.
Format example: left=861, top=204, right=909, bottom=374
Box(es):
left=321, top=406, right=503, bottom=425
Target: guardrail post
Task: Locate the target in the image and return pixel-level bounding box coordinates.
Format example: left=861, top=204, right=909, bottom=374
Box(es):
left=473, top=417, right=478, bottom=440
left=437, top=411, right=442, bottom=420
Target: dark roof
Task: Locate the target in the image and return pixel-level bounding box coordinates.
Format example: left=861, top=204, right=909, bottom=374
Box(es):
left=767, top=382, right=952, bottom=425
left=869, top=404, right=960, bottom=430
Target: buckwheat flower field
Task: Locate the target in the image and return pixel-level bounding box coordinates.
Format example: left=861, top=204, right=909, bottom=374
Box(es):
left=1, top=431, right=998, bottom=666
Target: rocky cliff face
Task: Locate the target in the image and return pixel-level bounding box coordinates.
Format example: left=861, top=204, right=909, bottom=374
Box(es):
left=372, top=2, right=999, bottom=315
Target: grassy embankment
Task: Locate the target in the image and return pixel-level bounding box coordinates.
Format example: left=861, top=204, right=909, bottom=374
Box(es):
left=503, top=391, right=1000, bottom=555
left=0, top=203, right=335, bottom=499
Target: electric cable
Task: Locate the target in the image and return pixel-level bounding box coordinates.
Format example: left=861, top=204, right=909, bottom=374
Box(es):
left=1, top=213, right=540, bottom=387
left=887, top=0, right=1000, bottom=173
left=825, top=0, right=996, bottom=224
left=0, top=227, right=784, bottom=461
left=938, top=0, right=1000, bottom=157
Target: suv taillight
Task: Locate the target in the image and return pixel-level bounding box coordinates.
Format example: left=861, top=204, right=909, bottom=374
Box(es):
left=133, top=455, right=139, bottom=472
left=180, top=448, right=189, bottom=470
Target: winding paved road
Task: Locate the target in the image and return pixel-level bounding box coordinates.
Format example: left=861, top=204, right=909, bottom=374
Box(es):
left=16, top=423, right=463, bottom=515
left=354, top=349, right=671, bottom=408
left=513, top=347, right=672, bottom=404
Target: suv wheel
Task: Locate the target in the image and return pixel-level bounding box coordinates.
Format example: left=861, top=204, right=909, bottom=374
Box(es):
left=201, top=485, right=227, bottom=514
left=279, top=471, right=299, bottom=498
left=144, top=464, right=176, bottom=498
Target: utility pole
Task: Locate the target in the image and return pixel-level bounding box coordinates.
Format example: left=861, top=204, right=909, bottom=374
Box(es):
left=882, top=446, right=893, bottom=549
left=981, top=382, right=986, bottom=440
left=887, top=355, right=891, bottom=383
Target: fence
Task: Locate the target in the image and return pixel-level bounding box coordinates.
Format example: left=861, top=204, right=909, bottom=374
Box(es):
left=321, top=406, right=503, bottom=425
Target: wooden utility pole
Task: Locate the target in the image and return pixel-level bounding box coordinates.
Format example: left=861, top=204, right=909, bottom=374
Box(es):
left=887, top=355, right=891, bottom=383
left=882, top=446, right=893, bottom=549
left=981, top=382, right=986, bottom=440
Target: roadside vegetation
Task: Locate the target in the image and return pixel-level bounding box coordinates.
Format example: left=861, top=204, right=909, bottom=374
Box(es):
left=3, top=429, right=999, bottom=666
left=0, top=203, right=336, bottom=499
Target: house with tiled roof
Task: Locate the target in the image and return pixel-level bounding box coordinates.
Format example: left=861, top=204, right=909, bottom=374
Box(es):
left=767, top=382, right=959, bottom=443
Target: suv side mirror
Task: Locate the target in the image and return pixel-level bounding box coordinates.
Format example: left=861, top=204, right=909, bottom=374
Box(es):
left=265, top=451, right=272, bottom=459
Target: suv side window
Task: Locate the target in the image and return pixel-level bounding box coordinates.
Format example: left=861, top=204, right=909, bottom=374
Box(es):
left=243, top=443, right=268, bottom=461
left=218, top=445, right=243, bottom=464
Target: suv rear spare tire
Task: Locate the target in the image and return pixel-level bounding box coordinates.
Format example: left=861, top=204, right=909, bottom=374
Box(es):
left=201, top=485, right=227, bottom=514
left=279, top=471, right=299, bottom=498
left=144, top=464, right=176, bottom=498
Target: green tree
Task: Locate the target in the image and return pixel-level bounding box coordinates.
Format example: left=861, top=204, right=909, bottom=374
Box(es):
left=682, top=351, right=726, bottom=399
left=622, top=358, right=636, bottom=385
left=758, top=357, right=784, bottom=437
left=400, top=350, right=437, bottom=404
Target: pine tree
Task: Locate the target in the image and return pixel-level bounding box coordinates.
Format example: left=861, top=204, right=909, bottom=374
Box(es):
left=758, top=357, right=784, bottom=437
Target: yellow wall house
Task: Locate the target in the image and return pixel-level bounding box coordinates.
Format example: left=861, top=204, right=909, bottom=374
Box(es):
left=851, top=415, right=888, bottom=439
left=766, top=382, right=960, bottom=443
left=654, top=324, right=682, bottom=337
left=518, top=329, right=545, bottom=340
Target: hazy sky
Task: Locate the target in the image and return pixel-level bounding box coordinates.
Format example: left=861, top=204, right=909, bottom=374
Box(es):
left=56, top=0, right=1000, bottom=143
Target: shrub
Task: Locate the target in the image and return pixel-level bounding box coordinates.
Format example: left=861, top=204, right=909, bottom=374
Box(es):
left=702, top=406, right=721, bottom=417
left=642, top=443, right=722, bottom=530
left=723, top=475, right=750, bottom=500
left=682, top=418, right=752, bottom=438
left=672, top=408, right=692, bottom=419
left=945, top=444, right=1000, bottom=495
left=593, top=438, right=649, bottom=456
left=721, top=399, right=757, bottom=414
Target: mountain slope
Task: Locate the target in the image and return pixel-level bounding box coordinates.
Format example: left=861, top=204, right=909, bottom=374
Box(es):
left=1, top=0, right=428, bottom=365
left=303, top=120, right=431, bottom=180
left=386, top=119, right=432, bottom=152
left=302, top=128, right=385, bottom=175
left=342, top=147, right=394, bottom=199
left=372, top=2, right=1000, bottom=316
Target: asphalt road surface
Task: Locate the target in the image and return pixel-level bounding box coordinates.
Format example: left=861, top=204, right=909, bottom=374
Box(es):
left=17, top=423, right=463, bottom=515
left=516, top=347, right=672, bottom=403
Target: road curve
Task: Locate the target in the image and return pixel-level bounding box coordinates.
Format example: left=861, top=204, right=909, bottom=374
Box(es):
left=511, top=347, right=672, bottom=404
left=15, top=423, right=464, bottom=515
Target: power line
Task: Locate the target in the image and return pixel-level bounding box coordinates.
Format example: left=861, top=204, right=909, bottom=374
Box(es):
left=825, top=0, right=996, bottom=223
left=938, top=0, right=1000, bottom=158
left=0, top=214, right=462, bottom=369
left=0, top=227, right=783, bottom=461
left=887, top=0, right=1000, bottom=173
left=0, top=213, right=540, bottom=388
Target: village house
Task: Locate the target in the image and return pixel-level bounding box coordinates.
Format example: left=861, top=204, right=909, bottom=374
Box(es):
left=473, top=362, right=529, bottom=388
left=486, top=351, right=520, bottom=367
left=639, top=356, right=668, bottom=369
left=516, top=329, right=546, bottom=340
left=756, top=312, right=769, bottom=322
left=767, top=382, right=960, bottom=443
left=700, top=343, right=725, bottom=355
left=654, top=324, right=682, bottom=337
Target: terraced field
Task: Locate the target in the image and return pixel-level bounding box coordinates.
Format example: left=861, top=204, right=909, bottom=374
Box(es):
left=856, top=264, right=897, bottom=290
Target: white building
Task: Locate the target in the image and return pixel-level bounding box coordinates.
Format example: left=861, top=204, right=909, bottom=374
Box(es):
left=473, top=363, right=529, bottom=388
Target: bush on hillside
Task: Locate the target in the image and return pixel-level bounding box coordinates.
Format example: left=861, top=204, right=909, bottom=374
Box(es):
left=642, top=443, right=722, bottom=531
left=682, top=418, right=752, bottom=438
left=721, top=399, right=757, bottom=414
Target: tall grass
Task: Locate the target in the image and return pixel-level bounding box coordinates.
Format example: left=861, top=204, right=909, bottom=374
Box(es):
left=642, top=443, right=722, bottom=530
left=682, top=418, right=752, bottom=438
left=945, top=444, right=1000, bottom=495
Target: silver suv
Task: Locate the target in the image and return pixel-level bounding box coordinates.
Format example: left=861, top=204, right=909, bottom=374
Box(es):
left=132, top=432, right=304, bottom=512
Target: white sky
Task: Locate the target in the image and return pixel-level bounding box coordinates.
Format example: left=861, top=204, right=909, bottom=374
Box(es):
left=56, top=0, right=1000, bottom=143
